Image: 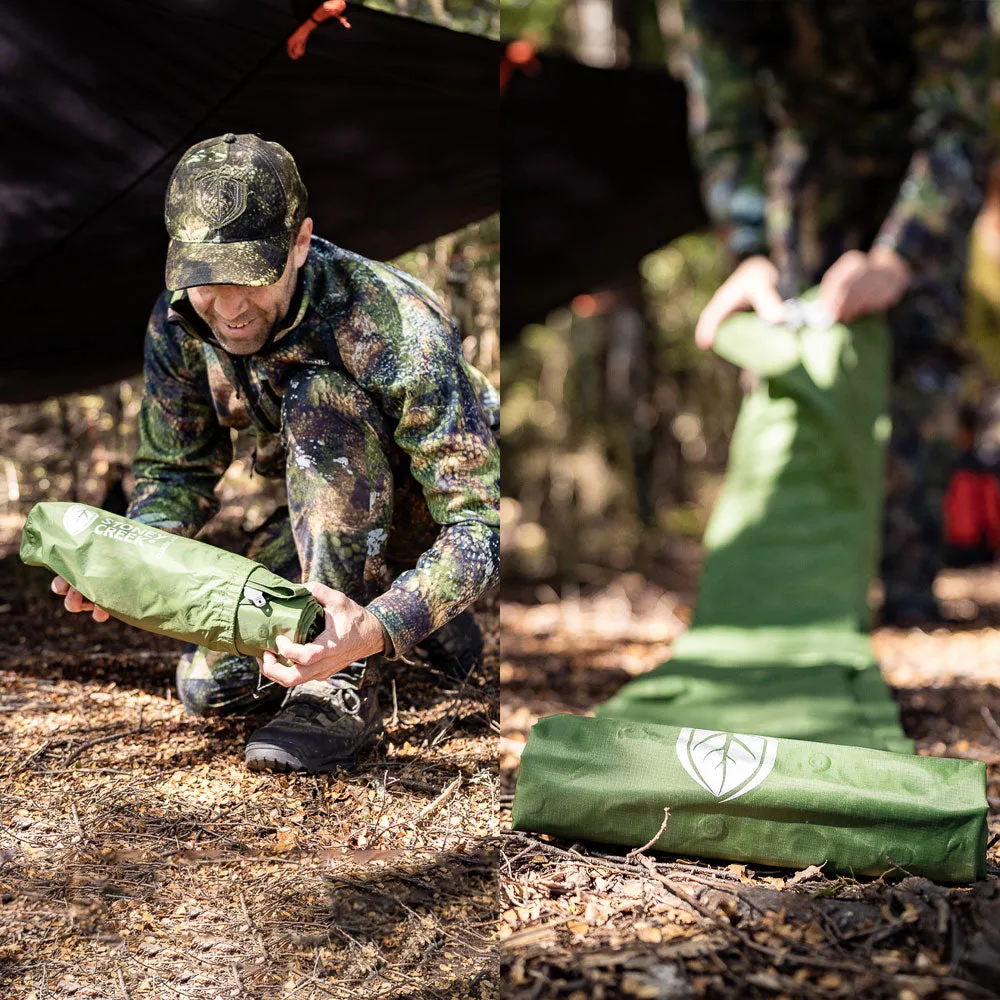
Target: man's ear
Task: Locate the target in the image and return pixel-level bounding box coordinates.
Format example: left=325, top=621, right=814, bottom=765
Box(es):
left=293, top=217, right=313, bottom=268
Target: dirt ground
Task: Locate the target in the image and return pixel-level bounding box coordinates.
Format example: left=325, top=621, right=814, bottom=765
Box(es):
left=500, top=569, right=1000, bottom=1000
left=0, top=515, right=499, bottom=999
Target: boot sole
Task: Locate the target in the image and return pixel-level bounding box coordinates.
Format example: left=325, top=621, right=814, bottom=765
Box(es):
left=244, top=730, right=382, bottom=774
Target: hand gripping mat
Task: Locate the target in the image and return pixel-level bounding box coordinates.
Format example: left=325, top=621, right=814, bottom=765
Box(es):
left=512, top=297, right=989, bottom=880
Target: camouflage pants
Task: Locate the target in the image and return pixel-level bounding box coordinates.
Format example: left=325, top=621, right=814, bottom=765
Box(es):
left=177, top=366, right=439, bottom=716
left=766, top=128, right=978, bottom=610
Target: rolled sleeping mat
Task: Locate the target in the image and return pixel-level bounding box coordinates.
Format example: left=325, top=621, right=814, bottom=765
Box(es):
left=511, top=714, right=988, bottom=883
left=20, top=502, right=324, bottom=658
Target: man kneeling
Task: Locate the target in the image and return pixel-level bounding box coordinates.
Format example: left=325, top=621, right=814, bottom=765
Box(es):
left=52, top=133, right=499, bottom=773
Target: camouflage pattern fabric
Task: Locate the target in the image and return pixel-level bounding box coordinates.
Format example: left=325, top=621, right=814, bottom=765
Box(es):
left=685, top=0, right=991, bottom=303
left=129, top=237, right=500, bottom=694
left=684, top=0, right=992, bottom=610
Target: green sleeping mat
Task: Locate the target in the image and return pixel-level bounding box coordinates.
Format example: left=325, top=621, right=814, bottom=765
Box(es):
left=20, top=502, right=324, bottom=659
left=512, top=296, right=989, bottom=880
left=512, top=714, right=986, bottom=882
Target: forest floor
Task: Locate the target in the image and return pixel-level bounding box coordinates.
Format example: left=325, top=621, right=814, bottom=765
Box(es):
left=0, top=514, right=499, bottom=1000
left=500, top=566, right=1000, bottom=1000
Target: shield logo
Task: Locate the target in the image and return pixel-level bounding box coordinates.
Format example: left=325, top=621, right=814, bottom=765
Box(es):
left=63, top=504, right=98, bottom=536
left=194, top=170, right=247, bottom=228
left=676, top=728, right=777, bottom=803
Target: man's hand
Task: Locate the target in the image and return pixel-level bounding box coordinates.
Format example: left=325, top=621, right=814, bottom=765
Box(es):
left=818, top=247, right=911, bottom=324
left=695, top=255, right=785, bottom=349
left=51, top=576, right=110, bottom=623
left=259, top=581, right=385, bottom=687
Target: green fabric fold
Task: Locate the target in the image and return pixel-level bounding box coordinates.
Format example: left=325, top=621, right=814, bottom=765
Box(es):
left=20, top=502, right=323, bottom=658
left=598, top=299, right=906, bottom=748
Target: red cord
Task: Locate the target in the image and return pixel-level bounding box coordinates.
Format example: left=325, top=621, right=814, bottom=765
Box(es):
left=288, top=1, right=351, bottom=61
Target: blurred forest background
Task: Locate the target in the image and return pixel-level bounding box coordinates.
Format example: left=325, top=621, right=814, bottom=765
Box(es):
left=501, top=0, right=1000, bottom=593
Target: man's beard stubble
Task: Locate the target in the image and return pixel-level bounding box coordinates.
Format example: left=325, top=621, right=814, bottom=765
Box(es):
left=211, top=320, right=273, bottom=355
left=189, top=259, right=298, bottom=355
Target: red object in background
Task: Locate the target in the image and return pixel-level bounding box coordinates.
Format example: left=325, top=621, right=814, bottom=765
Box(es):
left=501, top=38, right=540, bottom=94
left=943, top=466, right=1000, bottom=555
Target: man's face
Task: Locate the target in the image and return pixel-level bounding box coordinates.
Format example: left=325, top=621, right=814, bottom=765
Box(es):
left=187, top=219, right=312, bottom=355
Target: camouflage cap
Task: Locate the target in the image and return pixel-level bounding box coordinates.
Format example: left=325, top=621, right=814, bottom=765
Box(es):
left=164, top=133, right=308, bottom=291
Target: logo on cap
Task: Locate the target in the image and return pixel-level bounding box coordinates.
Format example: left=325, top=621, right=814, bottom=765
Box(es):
left=194, top=170, right=247, bottom=228
left=676, top=728, right=777, bottom=803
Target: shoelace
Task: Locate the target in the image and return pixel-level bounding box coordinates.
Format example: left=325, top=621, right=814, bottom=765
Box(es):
left=277, top=661, right=369, bottom=720
left=255, top=654, right=367, bottom=699
left=279, top=687, right=362, bottom=723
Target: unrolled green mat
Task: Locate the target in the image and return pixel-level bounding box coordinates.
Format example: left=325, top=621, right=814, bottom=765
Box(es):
left=512, top=296, right=989, bottom=880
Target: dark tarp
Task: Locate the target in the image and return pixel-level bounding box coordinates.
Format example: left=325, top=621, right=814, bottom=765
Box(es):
left=501, top=51, right=707, bottom=341
left=0, top=0, right=498, bottom=402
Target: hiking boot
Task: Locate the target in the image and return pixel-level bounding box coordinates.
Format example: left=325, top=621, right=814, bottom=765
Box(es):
left=414, top=609, right=484, bottom=681
left=244, top=659, right=383, bottom=773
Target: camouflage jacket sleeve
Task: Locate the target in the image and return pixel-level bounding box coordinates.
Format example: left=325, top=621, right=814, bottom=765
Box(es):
left=126, top=293, right=233, bottom=536
left=873, top=1, right=991, bottom=271
left=684, top=1, right=770, bottom=260
left=341, top=266, right=499, bottom=658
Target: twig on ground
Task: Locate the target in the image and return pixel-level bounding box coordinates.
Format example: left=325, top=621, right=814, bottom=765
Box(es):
left=70, top=802, right=86, bottom=842
left=428, top=668, right=477, bottom=746
left=419, top=776, right=462, bottom=820
left=238, top=890, right=269, bottom=960
left=982, top=705, right=1000, bottom=745
left=501, top=830, right=738, bottom=886
left=390, top=777, right=440, bottom=795
left=13, top=737, right=56, bottom=774
left=390, top=678, right=399, bottom=728
left=125, top=954, right=196, bottom=998
left=62, top=727, right=142, bottom=766
left=626, top=806, right=670, bottom=860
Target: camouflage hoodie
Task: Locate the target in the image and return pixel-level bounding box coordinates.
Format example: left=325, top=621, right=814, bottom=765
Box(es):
left=127, top=236, right=499, bottom=657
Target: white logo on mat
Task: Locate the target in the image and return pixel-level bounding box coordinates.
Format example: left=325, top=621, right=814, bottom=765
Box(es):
left=676, top=728, right=777, bottom=803
left=63, top=505, right=98, bottom=536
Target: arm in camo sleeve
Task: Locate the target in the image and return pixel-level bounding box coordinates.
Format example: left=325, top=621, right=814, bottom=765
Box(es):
left=126, top=292, right=233, bottom=537
left=340, top=263, right=499, bottom=657
left=684, top=0, right=770, bottom=261
left=873, top=0, right=992, bottom=272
